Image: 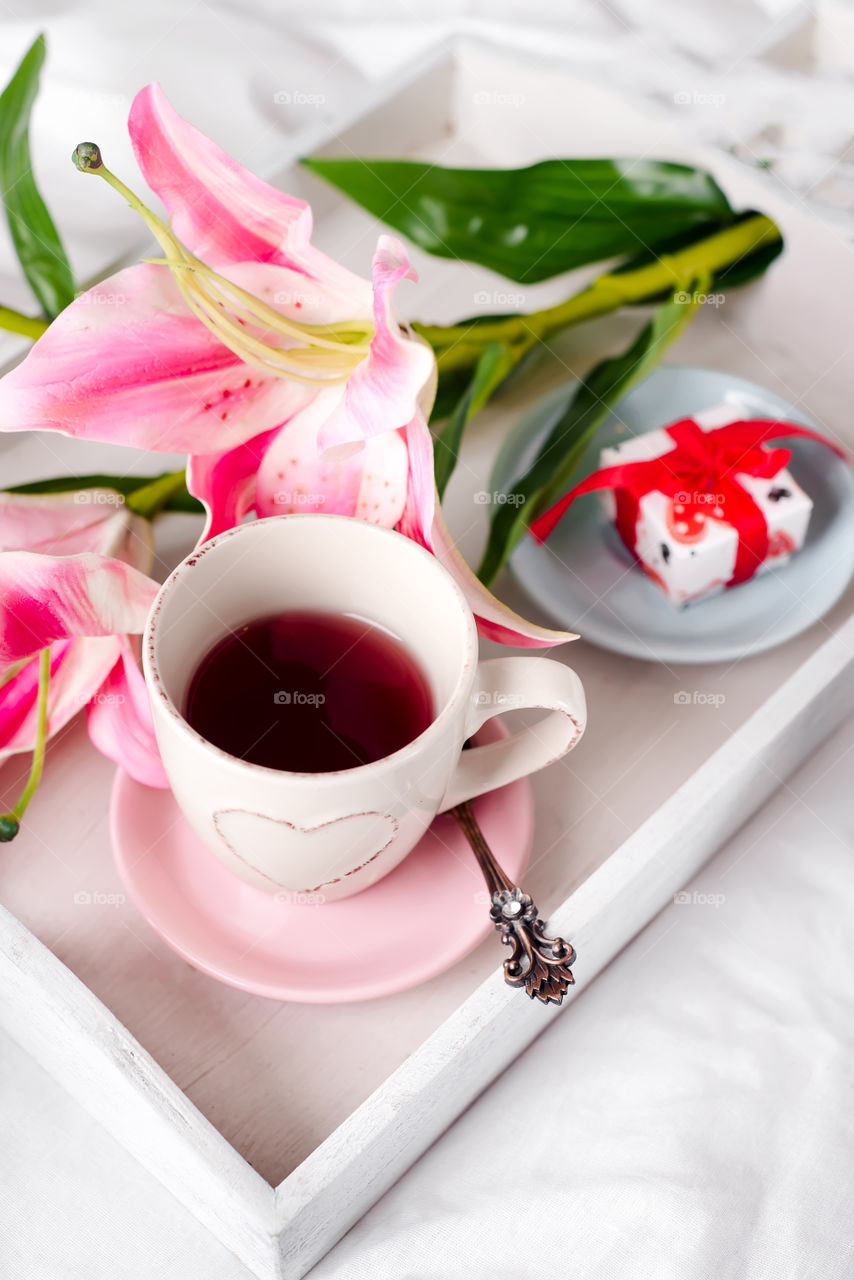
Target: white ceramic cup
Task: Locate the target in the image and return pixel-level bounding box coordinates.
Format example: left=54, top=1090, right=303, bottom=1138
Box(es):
left=144, top=515, right=586, bottom=901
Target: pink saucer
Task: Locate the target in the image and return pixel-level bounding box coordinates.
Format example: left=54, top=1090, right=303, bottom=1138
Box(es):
left=110, top=719, right=533, bottom=1003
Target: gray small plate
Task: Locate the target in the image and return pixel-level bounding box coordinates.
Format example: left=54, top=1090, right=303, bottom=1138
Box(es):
left=491, top=366, right=854, bottom=664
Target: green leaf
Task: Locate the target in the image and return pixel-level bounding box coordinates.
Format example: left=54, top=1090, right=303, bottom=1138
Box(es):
left=477, top=284, right=706, bottom=585
left=0, top=35, right=74, bottom=318
left=434, top=342, right=518, bottom=497
left=4, top=471, right=204, bottom=516
left=302, top=156, right=733, bottom=284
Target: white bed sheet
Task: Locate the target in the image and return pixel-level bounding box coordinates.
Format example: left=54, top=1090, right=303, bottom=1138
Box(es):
left=3, top=705, right=853, bottom=1278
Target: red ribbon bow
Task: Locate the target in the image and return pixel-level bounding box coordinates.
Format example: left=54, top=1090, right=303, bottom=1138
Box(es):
left=530, top=417, right=844, bottom=587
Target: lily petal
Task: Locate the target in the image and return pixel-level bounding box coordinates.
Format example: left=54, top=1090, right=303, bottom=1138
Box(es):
left=0, top=263, right=318, bottom=454
left=255, top=390, right=409, bottom=525
left=0, top=492, right=126, bottom=556
left=430, top=505, right=578, bottom=647
left=87, top=639, right=168, bottom=788
left=0, top=552, right=158, bottom=665
left=129, top=83, right=367, bottom=306
left=188, top=428, right=280, bottom=541
left=401, top=415, right=575, bottom=648
left=0, top=493, right=155, bottom=578
left=398, top=411, right=437, bottom=545
left=0, top=636, right=121, bottom=759
left=318, top=237, right=436, bottom=450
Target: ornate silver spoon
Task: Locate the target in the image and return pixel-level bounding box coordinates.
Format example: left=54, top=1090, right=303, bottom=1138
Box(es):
left=449, top=798, right=576, bottom=1005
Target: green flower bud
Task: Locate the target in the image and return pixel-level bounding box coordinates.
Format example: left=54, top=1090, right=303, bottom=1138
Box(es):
left=0, top=814, right=20, bottom=842
left=72, top=142, right=103, bottom=173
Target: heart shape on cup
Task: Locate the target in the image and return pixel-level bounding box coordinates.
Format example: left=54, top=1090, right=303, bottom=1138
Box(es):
left=212, top=807, right=399, bottom=893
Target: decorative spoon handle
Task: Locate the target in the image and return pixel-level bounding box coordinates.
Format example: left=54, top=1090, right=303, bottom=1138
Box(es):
left=450, top=799, right=576, bottom=1005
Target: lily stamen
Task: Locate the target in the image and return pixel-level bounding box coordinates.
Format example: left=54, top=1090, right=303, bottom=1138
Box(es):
left=169, top=259, right=372, bottom=353
left=158, top=260, right=361, bottom=384
left=72, top=143, right=373, bottom=383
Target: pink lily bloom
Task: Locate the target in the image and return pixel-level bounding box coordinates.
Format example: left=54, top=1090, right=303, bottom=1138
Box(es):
left=0, top=85, right=572, bottom=649
left=0, top=490, right=167, bottom=788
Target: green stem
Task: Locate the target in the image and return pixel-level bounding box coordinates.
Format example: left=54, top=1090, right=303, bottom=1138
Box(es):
left=534, top=214, right=779, bottom=340
left=12, top=647, right=50, bottom=818
left=0, top=304, right=49, bottom=340
left=125, top=468, right=188, bottom=520
left=415, top=214, right=781, bottom=377
left=0, top=647, right=50, bottom=840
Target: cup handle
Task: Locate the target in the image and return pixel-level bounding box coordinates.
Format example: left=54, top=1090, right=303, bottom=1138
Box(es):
left=439, top=657, right=587, bottom=811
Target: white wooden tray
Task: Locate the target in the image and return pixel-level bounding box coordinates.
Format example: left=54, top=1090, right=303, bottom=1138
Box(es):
left=2, top=38, right=854, bottom=1280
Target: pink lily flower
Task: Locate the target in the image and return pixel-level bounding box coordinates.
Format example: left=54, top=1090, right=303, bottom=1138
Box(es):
left=0, top=490, right=167, bottom=790
left=0, top=86, right=572, bottom=649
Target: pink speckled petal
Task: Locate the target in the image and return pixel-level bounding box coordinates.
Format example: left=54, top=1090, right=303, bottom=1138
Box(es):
left=318, top=237, right=436, bottom=450
left=255, top=390, right=409, bottom=526
left=0, top=263, right=317, bottom=454
left=351, top=429, right=409, bottom=526
left=0, top=552, right=159, bottom=665
left=87, top=640, right=168, bottom=788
